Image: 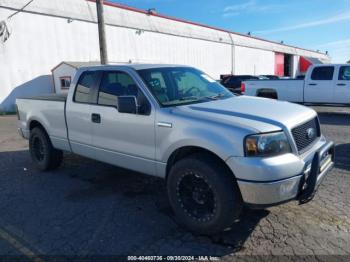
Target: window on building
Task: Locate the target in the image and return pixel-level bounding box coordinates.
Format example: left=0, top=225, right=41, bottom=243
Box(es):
left=74, top=71, right=99, bottom=103
left=98, top=71, right=136, bottom=107
left=311, top=66, right=334, bottom=80
left=339, top=66, right=350, bottom=80
left=60, top=76, right=71, bottom=89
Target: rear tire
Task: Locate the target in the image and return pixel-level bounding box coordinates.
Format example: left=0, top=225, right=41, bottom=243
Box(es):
left=29, top=127, right=63, bottom=171
left=167, top=153, right=242, bottom=235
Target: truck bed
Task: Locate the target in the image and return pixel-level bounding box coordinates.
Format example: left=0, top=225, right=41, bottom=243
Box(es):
left=16, top=94, right=70, bottom=151
left=243, top=79, right=304, bottom=102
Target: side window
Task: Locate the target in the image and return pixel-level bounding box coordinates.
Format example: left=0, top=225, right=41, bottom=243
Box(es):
left=228, top=77, right=239, bottom=85
left=339, top=66, right=350, bottom=80
left=74, top=71, right=99, bottom=103
left=311, top=66, right=334, bottom=80
left=98, top=71, right=151, bottom=115
left=98, top=71, right=137, bottom=107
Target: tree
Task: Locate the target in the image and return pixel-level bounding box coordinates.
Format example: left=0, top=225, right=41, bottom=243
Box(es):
left=347, top=60, right=350, bottom=64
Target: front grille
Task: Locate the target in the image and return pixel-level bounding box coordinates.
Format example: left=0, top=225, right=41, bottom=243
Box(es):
left=292, top=117, right=320, bottom=153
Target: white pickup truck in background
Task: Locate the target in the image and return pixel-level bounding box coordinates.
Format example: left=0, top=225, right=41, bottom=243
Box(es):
left=242, top=64, right=350, bottom=105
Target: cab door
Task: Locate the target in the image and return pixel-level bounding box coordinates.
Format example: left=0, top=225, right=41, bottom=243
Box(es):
left=304, top=66, right=335, bottom=103
left=66, top=71, right=102, bottom=159
left=89, top=69, right=156, bottom=175
left=334, top=65, right=350, bottom=104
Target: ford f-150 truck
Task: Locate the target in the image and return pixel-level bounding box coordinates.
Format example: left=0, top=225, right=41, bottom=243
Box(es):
left=16, top=64, right=334, bottom=235
left=242, top=64, right=350, bottom=105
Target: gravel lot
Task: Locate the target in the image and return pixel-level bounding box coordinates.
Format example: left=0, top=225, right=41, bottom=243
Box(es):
left=0, top=106, right=349, bottom=260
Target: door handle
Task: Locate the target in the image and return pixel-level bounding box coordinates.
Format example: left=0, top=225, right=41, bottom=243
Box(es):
left=157, top=122, right=172, bottom=128
left=337, top=83, right=346, bottom=86
left=91, top=113, right=101, bottom=123
left=308, top=83, right=317, bottom=86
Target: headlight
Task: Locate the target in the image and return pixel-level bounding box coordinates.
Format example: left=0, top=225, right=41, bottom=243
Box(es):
left=245, top=132, right=291, bottom=157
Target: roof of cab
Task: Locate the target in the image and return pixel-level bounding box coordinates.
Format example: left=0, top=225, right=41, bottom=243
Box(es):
left=77, top=63, right=191, bottom=71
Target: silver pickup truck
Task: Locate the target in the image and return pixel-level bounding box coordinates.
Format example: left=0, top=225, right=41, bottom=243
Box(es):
left=16, top=64, right=334, bottom=235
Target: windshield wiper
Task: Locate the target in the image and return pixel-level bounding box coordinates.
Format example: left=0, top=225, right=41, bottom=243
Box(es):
left=179, top=96, right=199, bottom=101
left=205, top=93, right=227, bottom=100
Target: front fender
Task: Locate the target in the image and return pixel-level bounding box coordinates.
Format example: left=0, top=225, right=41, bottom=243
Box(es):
left=160, top=127, right=245, bottom=163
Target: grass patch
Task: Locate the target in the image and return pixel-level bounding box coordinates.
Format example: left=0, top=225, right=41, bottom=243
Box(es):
left=0, top=111, right=16, bottom=116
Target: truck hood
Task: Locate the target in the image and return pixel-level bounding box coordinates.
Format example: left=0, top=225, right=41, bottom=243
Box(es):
left=179, top=96, right=317, bottom=133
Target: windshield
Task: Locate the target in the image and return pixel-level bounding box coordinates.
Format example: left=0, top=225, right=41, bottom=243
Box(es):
left=137, top=67, right=233, bottom=107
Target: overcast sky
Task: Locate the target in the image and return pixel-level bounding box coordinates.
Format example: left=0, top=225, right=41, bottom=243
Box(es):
left=111, top=0, right=350, bottom=63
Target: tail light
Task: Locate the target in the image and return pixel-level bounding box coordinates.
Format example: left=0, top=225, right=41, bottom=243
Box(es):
left=241, top=82, right=246, bottom=93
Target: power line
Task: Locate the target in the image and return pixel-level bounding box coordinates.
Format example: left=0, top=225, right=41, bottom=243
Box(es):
left=7, top=0, right=35, bottom=19
left=0, top=0, right=35, bottom=43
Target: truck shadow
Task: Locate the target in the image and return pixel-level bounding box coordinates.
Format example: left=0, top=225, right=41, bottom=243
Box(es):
left=334, top=143, right=350, bottom=172
left=318, top=112, right=350, bottom=126
left=0, top=150, right=268, bottom=256
left=206, top=208, right=269, bottom=253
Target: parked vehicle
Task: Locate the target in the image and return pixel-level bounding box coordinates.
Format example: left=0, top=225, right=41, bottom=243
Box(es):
left=17, top=64, right=334, bottom=235
left=242, top=64, right=350, bottom=104
left=221, top=75, right=259, bottom=94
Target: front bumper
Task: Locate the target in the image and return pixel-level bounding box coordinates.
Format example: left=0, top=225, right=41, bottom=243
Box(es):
left=228, top=140, right=334, bottom=207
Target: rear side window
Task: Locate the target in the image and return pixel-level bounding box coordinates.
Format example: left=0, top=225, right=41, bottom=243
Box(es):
left=311, top=66, right=334, bottom=80
left=98, top=71, right=137, bottom=107
left=227, top=77, right=239, bottom=84
left=74, top=71, right=99, bottom=103
left=339, top=66, right=350, bottom=80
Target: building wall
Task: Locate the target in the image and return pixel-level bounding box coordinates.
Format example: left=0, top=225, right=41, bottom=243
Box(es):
left=106, top=26, right=233, bottom=78
left=234, top=46, right=275, bottom=75
left=0, top=4, right=100, bottom=111
left=0, top=0, right=331, bottom=112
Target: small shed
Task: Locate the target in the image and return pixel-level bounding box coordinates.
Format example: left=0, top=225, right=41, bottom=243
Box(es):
left=51, top=61, right=100, bottom=93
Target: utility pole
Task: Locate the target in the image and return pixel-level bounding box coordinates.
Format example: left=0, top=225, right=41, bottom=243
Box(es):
left=96, top=0, right=108, bottom=64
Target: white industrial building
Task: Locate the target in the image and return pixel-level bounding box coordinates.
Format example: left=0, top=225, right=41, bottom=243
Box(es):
left=0, top=0, right=330, bottom=112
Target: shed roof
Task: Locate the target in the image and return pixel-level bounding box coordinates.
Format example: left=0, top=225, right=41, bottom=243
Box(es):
left=51, top=61, right=101, bottom=71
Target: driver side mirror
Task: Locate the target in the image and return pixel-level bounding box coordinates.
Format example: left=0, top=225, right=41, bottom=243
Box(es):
left=117, top=96, right=138, bottom=114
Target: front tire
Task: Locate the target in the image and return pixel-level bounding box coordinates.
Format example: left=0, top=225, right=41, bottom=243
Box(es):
left=167, top=153, right=242, bottom=235
left=29, top=127, right=63, bottom=171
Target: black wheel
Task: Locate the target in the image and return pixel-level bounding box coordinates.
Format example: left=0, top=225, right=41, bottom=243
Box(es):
left=29, top=127, right=63, bottom=171
left=167, top=153, right=243, bottom=235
